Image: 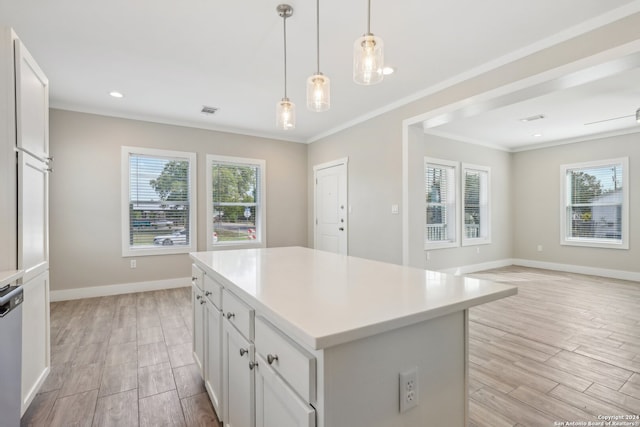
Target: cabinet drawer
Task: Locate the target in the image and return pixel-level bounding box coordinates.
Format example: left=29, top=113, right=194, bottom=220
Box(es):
left=222, top=289, right=254, bottom=341
left=204, top=274, right=222, bottom=309
left=191, top=264, right=204, bottom=291
left=255, top=316, right=316, bottom=403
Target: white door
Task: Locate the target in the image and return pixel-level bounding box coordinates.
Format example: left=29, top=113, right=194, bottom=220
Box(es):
left=255, top=354, right=315, bottom=427
left=314, top=160, right=347, bottom=255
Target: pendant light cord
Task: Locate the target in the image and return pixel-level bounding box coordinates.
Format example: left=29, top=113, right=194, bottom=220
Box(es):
left=367, top=0, right=371, bottom=35
left=283, top=13, right=288, bottom=99
left=316, top=0, right=320, bottom=74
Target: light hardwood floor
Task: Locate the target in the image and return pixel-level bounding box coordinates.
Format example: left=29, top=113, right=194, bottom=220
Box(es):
left=21, top=287, right=221, bottom=427
left=467, top=266, right=640, bottom=427
left=21, top=267, right=640, bottom=426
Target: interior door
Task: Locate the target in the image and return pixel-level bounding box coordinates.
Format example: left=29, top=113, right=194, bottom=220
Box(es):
left=314, top=160, right=348, bottom=255
left=14, top=38, right=49, bottom=160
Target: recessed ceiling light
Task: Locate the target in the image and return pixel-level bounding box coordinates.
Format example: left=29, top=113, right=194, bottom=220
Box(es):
left=201, top=106, right=219, bottom=115
left=382, top=66, right=396, bottom=76
left=109, top=91, right=124, bottom=99
left=532, top=133, right=543, bottom=137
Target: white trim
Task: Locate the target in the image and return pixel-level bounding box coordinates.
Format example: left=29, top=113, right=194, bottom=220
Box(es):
left=50, top=276, right=190, bottom=302
left=461, top=164, right=492, bottom=246
left=424, top=157, right=460, bottom=250
left=312, top=157, right=349, bottom=172
left=512, top=259, right=640, bottom=282
left=205, top=154, right=266, bottom=250
left=559, top=157, right=629, bottom=250
left=439, top=259, right=514, bottom=276
left=121, top=146, right=198, bottom=257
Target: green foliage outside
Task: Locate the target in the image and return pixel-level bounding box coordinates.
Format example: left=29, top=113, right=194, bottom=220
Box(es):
left=212, top=164, right=257, bottom=223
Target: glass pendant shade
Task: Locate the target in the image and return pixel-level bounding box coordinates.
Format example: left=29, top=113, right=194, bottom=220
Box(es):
left=276, top=98, right=295, bottom=130
left=636, top=107, right=640, bottom=123
left=306, top=74, right=330, bottom=112
left=353, top=34, right=383, bottom=85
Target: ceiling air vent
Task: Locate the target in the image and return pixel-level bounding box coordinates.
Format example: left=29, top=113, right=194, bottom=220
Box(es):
left=519, top=114, right=545, bottom=122
left=201, top=106, right=219, bottom=115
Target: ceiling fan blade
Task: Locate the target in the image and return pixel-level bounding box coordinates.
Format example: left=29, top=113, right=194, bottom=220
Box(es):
left=584, top=114, right=634, bottom=126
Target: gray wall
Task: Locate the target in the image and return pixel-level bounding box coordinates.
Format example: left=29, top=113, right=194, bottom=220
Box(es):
left=49, top=109, right=308, bottom=291
left=512, top=132, right=639, bottom=272
left=406, top=134, right=512, bottom=271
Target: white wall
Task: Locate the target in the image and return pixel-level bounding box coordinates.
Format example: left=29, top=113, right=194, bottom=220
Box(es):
left=49, top=109, right=308, bottom=292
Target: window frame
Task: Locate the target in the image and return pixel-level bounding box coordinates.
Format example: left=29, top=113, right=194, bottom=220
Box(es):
left=424, top=157, right=460, bottom=250
left=461, top=163, right=491, bottom=247
left=560, top=157, right=629, bottom=250
left=121, top=146, right=197, bottom=257
left=206, top=154, right=266, bottom=250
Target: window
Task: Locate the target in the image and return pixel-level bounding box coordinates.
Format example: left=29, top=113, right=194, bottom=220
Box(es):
left=121, top=147, right=197, bottom=256
left=462, top=164, right=491, bottom=246
left=425, top=158, right=459, bottom=249
left=561, top=158, right=628, bottom=249
left=206, top=155, right=266, bottom=249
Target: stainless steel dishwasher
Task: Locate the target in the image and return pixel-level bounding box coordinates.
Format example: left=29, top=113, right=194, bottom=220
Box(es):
left=0, top=284, right=24, bottom=427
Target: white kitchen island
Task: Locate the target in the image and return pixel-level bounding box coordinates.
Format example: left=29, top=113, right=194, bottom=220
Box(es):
left=190, top=247, right=516, bottom=427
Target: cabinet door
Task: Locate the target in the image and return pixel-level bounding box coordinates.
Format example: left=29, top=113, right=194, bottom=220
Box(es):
left=14, top=38, right=49, bottom=160
left=205, top=300, right=223, bottom=420
left=192, top=285, right=205, bottom=374
left=224, top=320, right=254, bottom=427
left=255, top=355, right=315, bottom=427
left=18, top=151, right=48, bottom=280
left=21, top=270, right=50, bottom=415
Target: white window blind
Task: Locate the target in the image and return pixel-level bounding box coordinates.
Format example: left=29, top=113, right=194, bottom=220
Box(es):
left=462, top=165, right=490, bottom=245
left=207, top=155, right=265, bottom=249
left=122, top=147, right=197, bottom=256
left=425, top=158, right=458, bottom=248
left=562, top=158, right=628, bottom=248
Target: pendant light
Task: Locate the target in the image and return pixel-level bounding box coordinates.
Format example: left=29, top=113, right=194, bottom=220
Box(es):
left=276, top=4, right=295, bottom=130
left=636, top=107, right=640, bottom=124
left=353, top=0, right=384, bottom=85
left=306, top=0, right=330, bottom=112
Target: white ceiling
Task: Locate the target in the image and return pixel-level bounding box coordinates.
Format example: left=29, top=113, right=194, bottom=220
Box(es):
left=1, top=0, right=640, bottom=145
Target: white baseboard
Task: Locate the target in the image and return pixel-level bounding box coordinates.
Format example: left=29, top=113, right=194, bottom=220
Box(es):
left=512, top=259, right=640, bottom=282
left=440, top=259, right=515, bottom=276
left=50, top=277, right=190, bottom=302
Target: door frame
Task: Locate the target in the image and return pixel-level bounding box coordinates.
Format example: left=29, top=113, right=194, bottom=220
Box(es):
left=313, top=157, right=348, bottom=254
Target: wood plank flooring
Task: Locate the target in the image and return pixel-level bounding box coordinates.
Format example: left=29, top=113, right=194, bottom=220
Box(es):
left=468, top=266, right=640, bottom=427
left=21, top=267, right=640, bottom=426
left=21, top=287, right=220, bottom=427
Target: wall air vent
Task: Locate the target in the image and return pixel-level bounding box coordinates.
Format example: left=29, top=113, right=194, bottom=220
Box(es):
left=519, top=114, right=545, bottom=122
left=201, top=106, right=219, bottom=115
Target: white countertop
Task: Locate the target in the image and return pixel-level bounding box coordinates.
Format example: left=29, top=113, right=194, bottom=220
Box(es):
left=190, top=247, right=516, bottom=350
left=0, top=270, right=23, bottom=287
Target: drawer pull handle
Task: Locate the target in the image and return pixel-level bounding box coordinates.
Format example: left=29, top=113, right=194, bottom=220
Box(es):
left=249, top=361, right=258, bottom=370
left=226, top=312, right=235, bottom=320
left=239, top=348, right=248, bottom=357
left=267, top=354, right=279, bottom=365
left=205, top=291, right=212, bottom=296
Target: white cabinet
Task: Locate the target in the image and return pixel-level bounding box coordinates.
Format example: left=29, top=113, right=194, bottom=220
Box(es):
left=223, top=317, right=254, bottom=427
left=21, top=270, right=50, bottom=410
left=255, top=354, right=315, bottom=427
left=204, top=297, right=223, bottom=419
left=1, top=27, right=51, bottom=416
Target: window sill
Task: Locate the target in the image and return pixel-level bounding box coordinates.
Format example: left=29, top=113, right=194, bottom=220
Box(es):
left=123, top=245, right=196, bottom=257
left=561, top=238, right=628, bottom=250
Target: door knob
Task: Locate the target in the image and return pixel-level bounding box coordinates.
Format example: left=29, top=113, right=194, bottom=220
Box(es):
left=239, top=348, right=248, bottom=357
left=339, top=227, right=344, bottom=231
left=267, top=354, right=279, bottom=365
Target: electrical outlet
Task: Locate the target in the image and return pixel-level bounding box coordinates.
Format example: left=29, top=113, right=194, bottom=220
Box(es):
left=399, top=368, right=419, bottom=413
left=537, top=245, right=543, bottom=252
left=130, top=259, right=137, bottom=269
